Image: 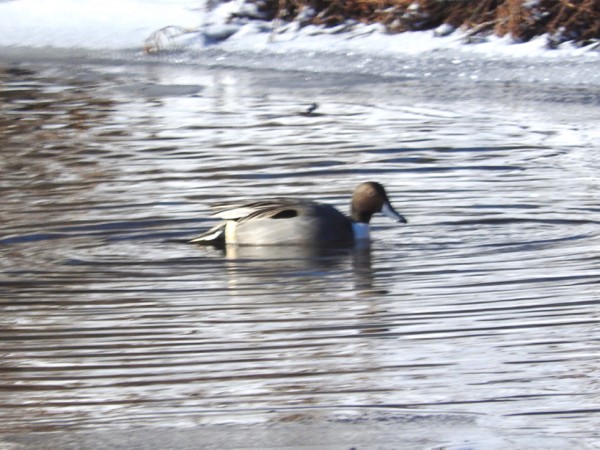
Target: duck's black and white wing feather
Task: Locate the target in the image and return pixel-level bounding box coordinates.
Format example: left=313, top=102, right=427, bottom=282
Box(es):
left=188, top=222, right=227, bottom=244
left=189, top=199, right=307, bottom=244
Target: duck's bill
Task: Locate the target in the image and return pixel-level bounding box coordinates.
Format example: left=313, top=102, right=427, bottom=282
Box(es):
left=382, top=202, right=408, bottom=224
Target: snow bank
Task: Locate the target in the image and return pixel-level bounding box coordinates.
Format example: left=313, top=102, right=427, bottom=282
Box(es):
left=0, top=0, right=202, bottom=49
left=0, top=0, right=597, bottom=60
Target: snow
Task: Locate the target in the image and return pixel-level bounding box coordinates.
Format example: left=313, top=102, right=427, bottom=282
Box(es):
left=0, top=0, right=202, bottom=49
left=0, top=0, right=597, bottom=62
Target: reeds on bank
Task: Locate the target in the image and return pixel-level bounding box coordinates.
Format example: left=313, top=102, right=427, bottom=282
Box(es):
left=261, top=0, right=599, bottom=46
left=144, top=0, right=598, bottom=53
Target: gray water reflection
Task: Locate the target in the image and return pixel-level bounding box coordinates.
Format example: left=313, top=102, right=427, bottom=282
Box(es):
left=1, top=60, right=599, bottom=447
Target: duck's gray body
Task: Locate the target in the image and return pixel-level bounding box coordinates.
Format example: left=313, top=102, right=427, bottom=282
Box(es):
left=191, top=198, right=353, bottom=246
left=189, top=182, right=407, bottom=247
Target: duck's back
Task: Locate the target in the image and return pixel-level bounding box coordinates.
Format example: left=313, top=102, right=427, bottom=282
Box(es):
left=231, top=201, right=353, bottom=245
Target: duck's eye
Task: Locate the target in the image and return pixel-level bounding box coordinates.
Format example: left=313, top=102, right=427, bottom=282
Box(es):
left=272, top=210, right=298, bottom=219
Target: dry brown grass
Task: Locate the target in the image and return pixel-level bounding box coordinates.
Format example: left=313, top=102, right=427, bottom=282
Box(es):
left=260, top=0, right=599, bottom=46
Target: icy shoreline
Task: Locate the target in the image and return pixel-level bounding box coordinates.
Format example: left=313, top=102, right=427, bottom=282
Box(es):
left=0, top=0, right=598, bottom=89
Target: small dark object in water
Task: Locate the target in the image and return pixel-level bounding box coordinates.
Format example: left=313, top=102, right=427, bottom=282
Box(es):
left=300, top=102, right=319, bottom=116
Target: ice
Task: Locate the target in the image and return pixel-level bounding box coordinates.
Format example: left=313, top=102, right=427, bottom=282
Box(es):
left=0, top=0, right=597, bottom=72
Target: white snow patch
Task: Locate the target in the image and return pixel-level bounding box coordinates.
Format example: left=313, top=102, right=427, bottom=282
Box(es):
left=0, top=0, right=597, bottom=59
left=0, top=0, right=202, bottom=49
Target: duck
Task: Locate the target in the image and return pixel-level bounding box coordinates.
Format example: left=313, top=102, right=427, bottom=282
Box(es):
left=189, top=181, right=407, bottom=246
left=299, top=102, right=319, bottom=116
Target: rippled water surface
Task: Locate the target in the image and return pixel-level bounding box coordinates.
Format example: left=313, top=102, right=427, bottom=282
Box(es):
left=1, top=58, right=599, bottom=448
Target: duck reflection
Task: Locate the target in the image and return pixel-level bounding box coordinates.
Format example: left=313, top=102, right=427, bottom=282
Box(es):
left=215, top=243, right=375, bottom=294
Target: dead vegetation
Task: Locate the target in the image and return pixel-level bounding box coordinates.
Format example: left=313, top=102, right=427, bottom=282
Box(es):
left=258, top=0, right=600, bottom=46
left=143, top=0, right=599, bottom=53
left=144, top=26, right=197, bottom=54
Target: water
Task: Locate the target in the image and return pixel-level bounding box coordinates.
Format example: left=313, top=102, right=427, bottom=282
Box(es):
left=1, top=55, right=599, bottom=448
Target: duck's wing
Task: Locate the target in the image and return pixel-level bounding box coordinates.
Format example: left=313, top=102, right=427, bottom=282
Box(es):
left=212, top=198, right=307, bottom=222
left=189, top=198, right=309, bottom=244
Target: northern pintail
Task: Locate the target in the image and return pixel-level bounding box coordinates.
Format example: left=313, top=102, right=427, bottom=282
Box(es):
left=189, top=181, right=407, bottom=246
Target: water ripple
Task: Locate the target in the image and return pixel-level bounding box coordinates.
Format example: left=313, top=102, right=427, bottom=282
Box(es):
left=1, top=61, right=599, bottom=445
